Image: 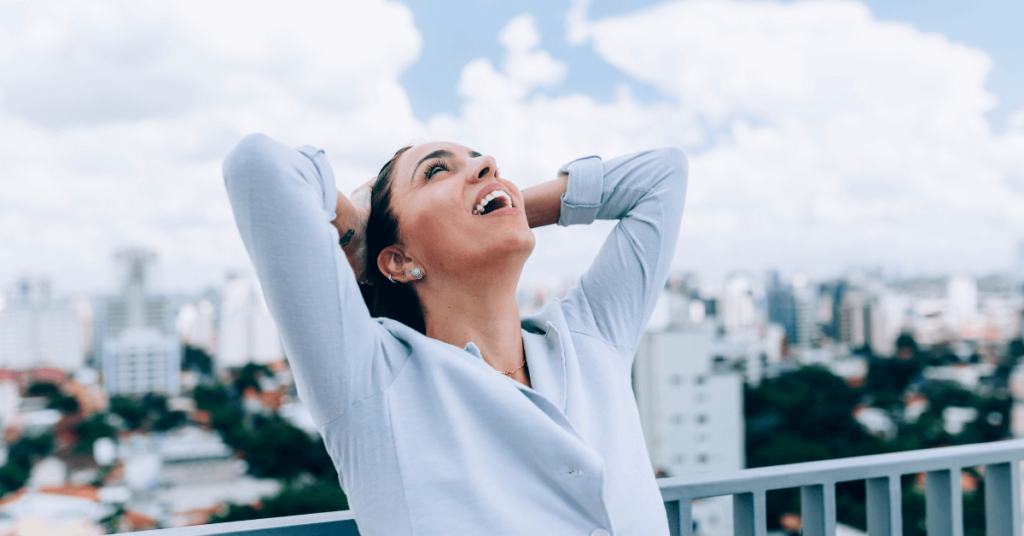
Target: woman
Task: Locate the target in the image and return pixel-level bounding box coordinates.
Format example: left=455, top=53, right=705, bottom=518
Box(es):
left=223, top=133, right=688, bottom=535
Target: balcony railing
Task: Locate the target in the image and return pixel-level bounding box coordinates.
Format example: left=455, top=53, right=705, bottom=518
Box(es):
left=149, top=439, right=1024, bottom=536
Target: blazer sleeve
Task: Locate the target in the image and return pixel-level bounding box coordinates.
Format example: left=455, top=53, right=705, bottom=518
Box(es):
left=557, top=147, right=689, bottom=361
left=222, top=133, right=407, bottom=427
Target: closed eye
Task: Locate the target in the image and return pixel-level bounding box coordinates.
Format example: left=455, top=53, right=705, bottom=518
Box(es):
left=424, top=160, right=451, bottom=181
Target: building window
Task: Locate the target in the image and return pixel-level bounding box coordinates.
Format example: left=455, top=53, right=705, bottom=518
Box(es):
left=698, top=454, right=709, bottom=464
left=672, top=454, right=684, bottom=464
left=695, top=432, right=706, bottom=443
left=695, top=375, right=706, bottom=385
left=670, top=413, right=684, bottom=425
left=697, top=414, right=707, bottom=425
left=669, top=374, right=683, bottom=385
left=695, top=392, right=707, bottom=404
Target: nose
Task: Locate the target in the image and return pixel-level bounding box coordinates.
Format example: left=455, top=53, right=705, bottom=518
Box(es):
left=469, top=155, right=498, bottom=182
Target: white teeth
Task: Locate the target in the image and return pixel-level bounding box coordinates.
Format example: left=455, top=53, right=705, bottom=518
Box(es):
left=474, top=189, right=513, bottom=215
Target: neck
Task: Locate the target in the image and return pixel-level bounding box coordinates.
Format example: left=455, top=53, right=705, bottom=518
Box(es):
left=418, top=266, right=526, bottom=381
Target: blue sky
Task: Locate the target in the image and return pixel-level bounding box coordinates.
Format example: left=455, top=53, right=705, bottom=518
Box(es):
left=399, top=0, right=1024, bottom=130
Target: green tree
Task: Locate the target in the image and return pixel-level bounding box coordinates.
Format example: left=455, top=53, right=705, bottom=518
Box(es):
left=26, top=381, right=59, bottom=399
left=244, top=416, right=314, bottom=481
left=0, top=433, right=54, bottom=497
left=153, top=410, right=188, bottom=432
left=195, top=384, right=233, bottom=410
left=75, top=414, right=116, bottom=453
left=208, top=483, right=348, bottom=523
left=49, top=394, right=80, bottom=414
left=233, top=363, right=274, bottom=395
left=182, top=345, right=214, bottom=375
left=110, top=396, right=147, bottom=430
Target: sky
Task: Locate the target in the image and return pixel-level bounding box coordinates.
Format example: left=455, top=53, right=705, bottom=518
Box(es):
left=0, top=0, right=1023, bottom=296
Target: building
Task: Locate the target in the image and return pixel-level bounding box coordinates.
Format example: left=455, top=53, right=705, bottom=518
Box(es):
left=632, top=325, right=744, bottom=476
left=94, top=248, right=172, bottom=359
left=633, top=325, right=744, bottom=536
left=100, top=249, right=180, bottom=396
left=766, top=273, right=798, bottom=346
left=103, top=328, right=180, bottom=396
left=946, top=275, right=978, bottom=335
left=791, top=273, right=816, bottom=350
left=175, top=299, right=216, bottom=355
left=0, top=277, right=86, bottom=371
left=838, top=290, right=869, bottom=350
left=721, top=274, right=759, bottom=332
left=216, top=274, right=283, bottom=369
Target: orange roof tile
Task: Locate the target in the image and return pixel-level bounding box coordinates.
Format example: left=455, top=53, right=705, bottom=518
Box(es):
left=123, top=510, right=157, bottom=530
left=40, top=485, right=100, bottom=502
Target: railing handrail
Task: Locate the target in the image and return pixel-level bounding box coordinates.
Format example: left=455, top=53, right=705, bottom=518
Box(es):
left=143, top=439, right=1024, bottom=536
left=660, top=438, right=1024, bottom=501
left=151, top=510, right=358, bottom=536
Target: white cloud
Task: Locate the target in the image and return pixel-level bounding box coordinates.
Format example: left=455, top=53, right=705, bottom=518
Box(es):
left=2, top=0, right=1023, bottom=297
left=566, top=0, right=1024, bottom=276
left=0, top=0, right=425, bottom=292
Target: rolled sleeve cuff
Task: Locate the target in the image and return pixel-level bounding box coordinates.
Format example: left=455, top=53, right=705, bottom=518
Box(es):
left=557, top=155, right=603, bottom=226
left=297, top=145, right=338, bottom=221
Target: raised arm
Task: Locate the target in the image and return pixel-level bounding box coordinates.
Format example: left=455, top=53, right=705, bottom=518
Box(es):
left=222, top=134, right=406, bottom=427
left=555, top=148, right=689, bottom=361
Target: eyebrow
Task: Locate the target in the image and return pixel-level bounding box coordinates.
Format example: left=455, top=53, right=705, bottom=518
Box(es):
left=410, top=149, right=483, bottom=181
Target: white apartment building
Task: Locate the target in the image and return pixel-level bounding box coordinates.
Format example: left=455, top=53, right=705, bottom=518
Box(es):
left=216, top=274, right=283, bottom=369
left=634, top=325, right=744, bottom=536
left=101, top=248, right=180, bottom=395
left=633, top=325, right=744, bottom=476
left=103, top=328, right=180, bottom=396
left=0, top=277, right=85, bottom=370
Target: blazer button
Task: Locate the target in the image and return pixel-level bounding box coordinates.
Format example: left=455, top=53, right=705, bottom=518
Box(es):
left=591, top=530, right=610, bottom=536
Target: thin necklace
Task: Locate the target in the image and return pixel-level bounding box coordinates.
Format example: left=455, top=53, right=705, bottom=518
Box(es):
left=501, top=360, right=527, bottom=376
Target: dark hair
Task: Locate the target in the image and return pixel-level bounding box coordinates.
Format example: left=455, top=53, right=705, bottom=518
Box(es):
left=360, top=146, right=426, bottom=334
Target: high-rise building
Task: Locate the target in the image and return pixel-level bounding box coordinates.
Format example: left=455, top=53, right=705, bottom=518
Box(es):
left=946, top=275, right=978, bottom=334
left=216, top=274, right=284, bottom=369
left=176, top=299, right=216, bottom=355
left=722, top=274, right=758, bottom=332
left=101, top=248, right=180, bottom=396
left=633, top=325, right=744, bottom=477
left=766, top=272, right=798, bottom=346
left=838, top=290, right=868, bottom=350
left=633, top=325, right=744, bottom=536
left=0, top=277, right=85, bottom=370
left=791, top=273, right=816, bottom=350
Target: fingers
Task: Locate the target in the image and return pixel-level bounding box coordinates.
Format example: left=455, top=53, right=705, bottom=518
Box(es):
left=350, top=177, right=376, bottom=209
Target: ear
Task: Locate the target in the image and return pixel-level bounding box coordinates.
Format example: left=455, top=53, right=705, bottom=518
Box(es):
left=377, top=246, right=416, bottom=282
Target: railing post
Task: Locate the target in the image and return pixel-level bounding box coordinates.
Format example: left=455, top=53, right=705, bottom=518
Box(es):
left=734, top=491, right=767, bottom=536
left=866, top=476, right=903, bottom=536
left=984, top=462, right=1022, bottom=536
left=926, top=469, right=963, bottom=536
left=664, top=499, right=694, bottom=536
left=802, top=483, right=836, bottom=536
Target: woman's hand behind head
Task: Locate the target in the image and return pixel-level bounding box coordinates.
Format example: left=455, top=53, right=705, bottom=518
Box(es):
left=332, top=178, right=376, bottom=284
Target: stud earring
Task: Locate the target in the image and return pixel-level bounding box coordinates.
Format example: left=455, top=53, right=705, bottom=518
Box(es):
left=409, top=267, right=423, bottom=280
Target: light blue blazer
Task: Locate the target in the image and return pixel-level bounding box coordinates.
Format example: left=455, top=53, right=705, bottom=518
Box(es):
left=223, top=134, right=688, bottom=536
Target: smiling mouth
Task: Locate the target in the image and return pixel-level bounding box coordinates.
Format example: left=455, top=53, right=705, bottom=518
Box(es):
left=473, top=189, right=514, bottom=216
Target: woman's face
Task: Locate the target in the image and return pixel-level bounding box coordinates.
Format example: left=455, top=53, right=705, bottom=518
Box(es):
left=387, top=142, right=536, bottom=280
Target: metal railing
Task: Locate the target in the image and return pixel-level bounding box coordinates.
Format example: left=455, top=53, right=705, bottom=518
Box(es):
left=661, top=439, right=1024, bottom=536
left=149, top=439, right=1024, bottom=536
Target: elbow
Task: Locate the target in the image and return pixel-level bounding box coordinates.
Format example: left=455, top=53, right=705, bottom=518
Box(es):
left=222, top=133, right=278, bottom=189
left=655, top=146, right=689, bottom=198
